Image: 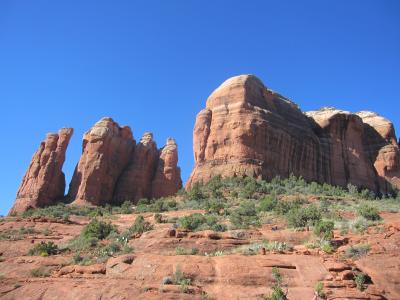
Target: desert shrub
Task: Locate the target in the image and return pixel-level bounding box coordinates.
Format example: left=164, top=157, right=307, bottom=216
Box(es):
left=136, top=198, right=177, bottom=213
left=112, top=201, right=133, bottom=214
left=173, top=265, right=192, bottom=286
left=349, top=217, right=369, bottom=233
left=129, top=216, right=153, bottom=234
left=178, top=213, right=207, bottom=231
left=238, top=177, right=258, bottom=199
left=345, top=244, right=370, bottom=258
left=211, top=223, right=227, bottom=232
left=264, top=267, right=288, bottom=300
left=154, top=213, right=163, bottom=223
left=229, top=201, right=260, bottom=228
left=347, top=183, right=359, bottom=196
left=28, top=241, right=58, bottom=256
left=258, top=195, right=278, bottom=212
left=273, top=199, right=304, bottom=215
left=266, top=241, right=293, bottom=253
left=315, top=282, right=325, bottom=299
left=186, top=182, right=206, bottom=201
left=82, top=219, right=117, bottom=240
left=357, top=204, right=381, bottom=221
left=204, top=199, right=226, bottom=214
left=30, top=267, right=50, bottom=277
left=314, top=220, right=334, bottom=240
left=175, top=246, right=199, bottom=255
left=286, top=204, right=321, bottom=228
left=320, top=240, right=334, bottom=254
left=178, top=213, right=219, bottom=231
left=354, top=273, right=366, bottom=291
left=207, top=175, right=224, bottom=198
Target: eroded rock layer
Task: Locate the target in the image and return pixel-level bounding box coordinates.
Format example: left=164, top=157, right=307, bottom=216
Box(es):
left=188, top=75, right=400, bottom=194
left=10, top=128, right=73, bottom=214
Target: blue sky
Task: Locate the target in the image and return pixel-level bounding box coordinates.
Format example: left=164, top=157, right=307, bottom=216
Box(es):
left=1, top=1, right=399, bottom=215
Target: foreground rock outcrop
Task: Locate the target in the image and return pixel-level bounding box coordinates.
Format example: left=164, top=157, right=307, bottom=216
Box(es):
left=10, top=128, right=73, bottom=214
left=188, top=75, right=400, bottom=194
left=69, top=117, right=182, bottom=206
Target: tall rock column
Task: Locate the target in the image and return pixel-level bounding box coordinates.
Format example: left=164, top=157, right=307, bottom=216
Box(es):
left=68, top=117, right=135, bottom=206
left=10, top=128, right=73, bottom=214
left=152, top=138, right=182, bottom=198
left=357, top=111, right=400, bottom=193
left=113, top=132, right=159, bottom=203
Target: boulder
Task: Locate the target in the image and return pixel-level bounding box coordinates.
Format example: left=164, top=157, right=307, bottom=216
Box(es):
left=10, top=128, right=73, bottom=214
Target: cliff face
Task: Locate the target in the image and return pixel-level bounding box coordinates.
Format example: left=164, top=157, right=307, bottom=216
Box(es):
left=10, top=128, right=73, bottom=214
left=188, top=75, right=400, bottom=194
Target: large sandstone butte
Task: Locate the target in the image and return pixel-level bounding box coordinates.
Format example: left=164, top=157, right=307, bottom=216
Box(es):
left=10, top=128, right=73, bottom=214
left=69, top=117, right=182, bottom=206
left=187, top=74, right=400, bottom=194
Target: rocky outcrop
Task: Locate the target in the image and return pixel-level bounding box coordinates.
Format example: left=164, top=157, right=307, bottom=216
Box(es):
left=10, top=128, right=73, bottom=214
left=68, top=117, right=135, bottom=206
left=151, top=138, right=182, bottom=198
left=68, top=118, right=182, bottom=206
left=113, top=132, right=159, bottom=203
left=188, top=74, right=400, bottom=194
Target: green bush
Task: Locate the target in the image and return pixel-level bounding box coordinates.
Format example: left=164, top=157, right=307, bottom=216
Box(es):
left=204, top=199, right=226, bottom=214
left=187, top=182, right=205, bottom=201
left=129, top=216, right=153, bottom=234
left=354, top=273, right=367, bottom=291
left=82, top=219, right=117, bottom=240
left=178, top=213, right=208, bottom=231
left=28, top=241, right=58, bottom=256
left=229, top=201, right=260, bottom=229
left=357, top=204, right=381, bottom=221
left=314, top=220, right=334, bottom=240
left=286, top=204, right=321, bottom=228
left=258, top=195, right=278, bottom=212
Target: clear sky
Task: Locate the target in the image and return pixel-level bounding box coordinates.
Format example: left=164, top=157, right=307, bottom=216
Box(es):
left=1, top=1, right=399, bottom=215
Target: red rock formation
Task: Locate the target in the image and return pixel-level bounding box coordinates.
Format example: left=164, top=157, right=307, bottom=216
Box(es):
left=68, top=117, right=135, bottom=206
left=188, top=75, right=400, bottom=194
left=187, top=75, right=324, bottom=187
left=151, top=138, right=182, bottom=198
left=67, top=119, right=182, bottom=206
left=357, top=111, right=400, bottom=192
left=113, top=132, right=159, bottom=203
left=306, top=109, right=378, bottom=191
left=10, top=128, right=73, bottom=214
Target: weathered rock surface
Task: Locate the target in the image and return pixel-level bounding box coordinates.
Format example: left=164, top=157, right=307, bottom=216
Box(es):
left=188, top=75, right=400, bottom=193
left=112, top=132, right=159, bottom=203
left=68, top=118, right=182, bottom=206
left=68, top=117, right=135, bottom=206
left=151, top=138, right=182, bottom=198
left=10, top=128, right=73, bottom=214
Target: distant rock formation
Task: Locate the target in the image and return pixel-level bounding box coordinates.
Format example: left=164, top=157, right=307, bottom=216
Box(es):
left=10, top=117, right=182, bottom=214
left=187, top=75, right=400, bottom=194
left=68, top=117, right=182, bottom=206
left=10, top=128, right=73, bottom=214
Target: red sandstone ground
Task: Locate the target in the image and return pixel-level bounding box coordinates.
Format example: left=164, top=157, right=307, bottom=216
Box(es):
left=0, top=207, right=399, bottom=300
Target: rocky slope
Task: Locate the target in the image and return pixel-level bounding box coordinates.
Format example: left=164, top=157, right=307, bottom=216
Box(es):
left=10, top=128, right=74, bottom=215
left=187, top=75, right=400, bottom=194
left=11, top=118, right=182, bottom=214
